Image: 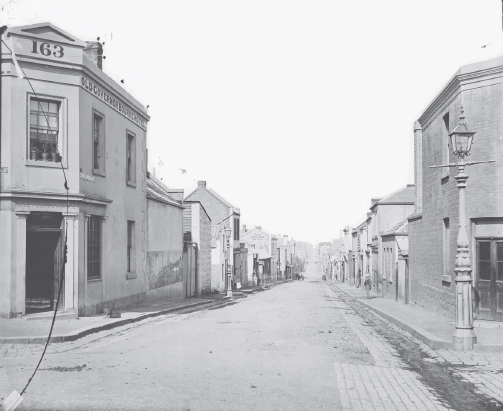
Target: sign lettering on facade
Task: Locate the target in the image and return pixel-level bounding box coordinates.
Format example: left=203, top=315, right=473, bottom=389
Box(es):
left=80, top=76, right=148, bottom=131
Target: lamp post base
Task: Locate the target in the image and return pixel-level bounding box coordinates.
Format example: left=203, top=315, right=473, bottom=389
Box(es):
left=226, top=289, right=233, bottom=299
left=453, top=328, right=477, bottom=351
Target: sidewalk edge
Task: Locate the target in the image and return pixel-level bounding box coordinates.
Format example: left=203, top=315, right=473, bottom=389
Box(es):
left=334, top=284, right=453, bottom=350
left=1, top=300, right=212, bottom=345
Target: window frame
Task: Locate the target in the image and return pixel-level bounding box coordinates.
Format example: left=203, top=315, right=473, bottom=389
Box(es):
left=126, top=220, right=136, bottom=278
left=92, top=110, right=106, bottom=176
left=26, top=93, right=68, bottom=168
left=126, top=131, right=136, bottom=187
left=87, top=215, right=102, bottom=281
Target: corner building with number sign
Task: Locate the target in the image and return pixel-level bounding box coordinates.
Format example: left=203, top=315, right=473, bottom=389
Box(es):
left=0, top=23, right=150, bottom=318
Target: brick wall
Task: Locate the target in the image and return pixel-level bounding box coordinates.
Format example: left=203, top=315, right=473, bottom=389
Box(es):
left=186, top=186, right=230, bottom=228
left=409, top=67, right=503, bottom=318
left=198, top=207, right=212, bottom=295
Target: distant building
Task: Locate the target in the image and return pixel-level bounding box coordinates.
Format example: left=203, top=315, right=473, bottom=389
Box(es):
left=369, top=185, right=414, bottom=297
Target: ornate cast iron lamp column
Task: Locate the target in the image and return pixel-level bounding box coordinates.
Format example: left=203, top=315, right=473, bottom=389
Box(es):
left=225, top=226, right=232, bottom=299
left=453, top=161, right=475, bottom=350
left=431, top=107, right=494, bottom=350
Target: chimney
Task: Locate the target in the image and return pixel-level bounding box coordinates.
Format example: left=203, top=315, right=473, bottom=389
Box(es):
left=84, top=41, right=103, bottom=70
left=256, top=226, right=262, bottom=230
left=198, top=181, right=206, bottom=188
left=242, top=224, right=247, bottom=233
left=414, top=121, right=423, bottom=213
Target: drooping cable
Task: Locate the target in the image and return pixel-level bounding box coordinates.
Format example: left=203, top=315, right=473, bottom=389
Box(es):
left=2, top=35, right=70, bottom=396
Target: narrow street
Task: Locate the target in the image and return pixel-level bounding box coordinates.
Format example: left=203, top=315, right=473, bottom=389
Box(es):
left=0, top=261, right=499, bottom=410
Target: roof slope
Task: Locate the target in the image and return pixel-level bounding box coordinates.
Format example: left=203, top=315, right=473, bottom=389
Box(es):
left=382, top=218, right=409, bottom=236
left=147, top=177, right=184, bottom=208
left=371, top=185, right=415, bottom=209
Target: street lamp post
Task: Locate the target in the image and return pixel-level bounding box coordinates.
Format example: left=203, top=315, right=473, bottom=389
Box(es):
left=431, top=107, right=495, bottom=351
left=293, top=240, right=296, bottom=280
left=225, top=226, right=232, bottom=299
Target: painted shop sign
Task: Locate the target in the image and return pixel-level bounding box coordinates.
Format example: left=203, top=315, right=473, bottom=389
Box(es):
left=80, top=76, right=147, bottom=131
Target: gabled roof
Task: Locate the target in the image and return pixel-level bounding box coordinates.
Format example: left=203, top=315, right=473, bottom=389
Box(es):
left=147, top=177, right=184, bottom=208
left=370, top=185, right=415, bottom=210
left=243, top=227, right=270, bottom=238
left=184, top=200, right=211, bottom=222
left=185, top=185, right=240, bottom=214
left=6, top=22, right=87, bottom=47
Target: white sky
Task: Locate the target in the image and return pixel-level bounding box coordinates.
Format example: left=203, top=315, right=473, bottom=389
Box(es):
left=3, top=0, right=502, bottom=245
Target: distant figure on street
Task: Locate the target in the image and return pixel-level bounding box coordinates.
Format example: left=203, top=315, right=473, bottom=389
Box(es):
left=364, top=274, right=372, bottom=299
left=356, top=268, right=361, bottom=288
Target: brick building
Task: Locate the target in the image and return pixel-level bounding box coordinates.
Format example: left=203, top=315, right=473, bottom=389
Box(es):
left=408, top=55, right=503, bottom=321
left=185, top=181, right=246, bottom=289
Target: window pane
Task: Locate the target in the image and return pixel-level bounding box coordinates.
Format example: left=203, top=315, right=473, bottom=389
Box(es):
left=48, top=102, right=58, bottom=113
left=479, top=261, right=492, bottom=280
left=48, top=115, right=58, bottom=130
left=480, top=242, right=491, bottom=261
left=30, top=130, right=38, bottom=141
left=30, top=100, right=38, bottom=110
left=498, top=243, right=503, bottom=262
left=38, top=114, right=47, bottom=128
left=30, top=113, right=37, bottom=126
left=498, top=262, right=503, bottom=282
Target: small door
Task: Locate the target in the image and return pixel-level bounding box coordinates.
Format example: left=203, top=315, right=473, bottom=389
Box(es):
left=476, top=240, right=503, bottom=321
left=397, top=260, right=406, bottom=303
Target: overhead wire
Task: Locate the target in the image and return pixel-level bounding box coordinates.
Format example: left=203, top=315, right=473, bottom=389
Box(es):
left=2, top=35, right=70, bottom=396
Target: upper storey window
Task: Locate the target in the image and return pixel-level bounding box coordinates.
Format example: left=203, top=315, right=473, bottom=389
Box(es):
left=28, top=95, right=66, bottom=165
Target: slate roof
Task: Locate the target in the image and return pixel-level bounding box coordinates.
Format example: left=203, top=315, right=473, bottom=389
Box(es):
left=370, top=185, right=415, bottom=209
left=146, top=177, right=184, bottom=208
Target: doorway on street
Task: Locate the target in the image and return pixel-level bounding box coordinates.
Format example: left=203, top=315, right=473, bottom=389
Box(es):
left=475, top=239, right=503, bottom=321
left=25, top=212, right=64, bottom=314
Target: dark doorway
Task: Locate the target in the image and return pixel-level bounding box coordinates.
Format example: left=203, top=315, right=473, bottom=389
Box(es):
left=25, top=212, right=63, bottom=315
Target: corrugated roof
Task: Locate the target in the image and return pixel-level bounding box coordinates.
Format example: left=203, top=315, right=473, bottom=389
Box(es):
left=146, top=177, right=184, bottom=208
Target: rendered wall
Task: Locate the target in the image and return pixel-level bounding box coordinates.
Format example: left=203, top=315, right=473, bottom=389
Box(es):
left=146, top=198, right=183, bottom=304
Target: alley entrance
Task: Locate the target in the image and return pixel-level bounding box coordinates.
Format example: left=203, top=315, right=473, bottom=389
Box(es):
left=25, top=212, right=63, bottom=314
left=476, top=239, right=503, bottom=321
